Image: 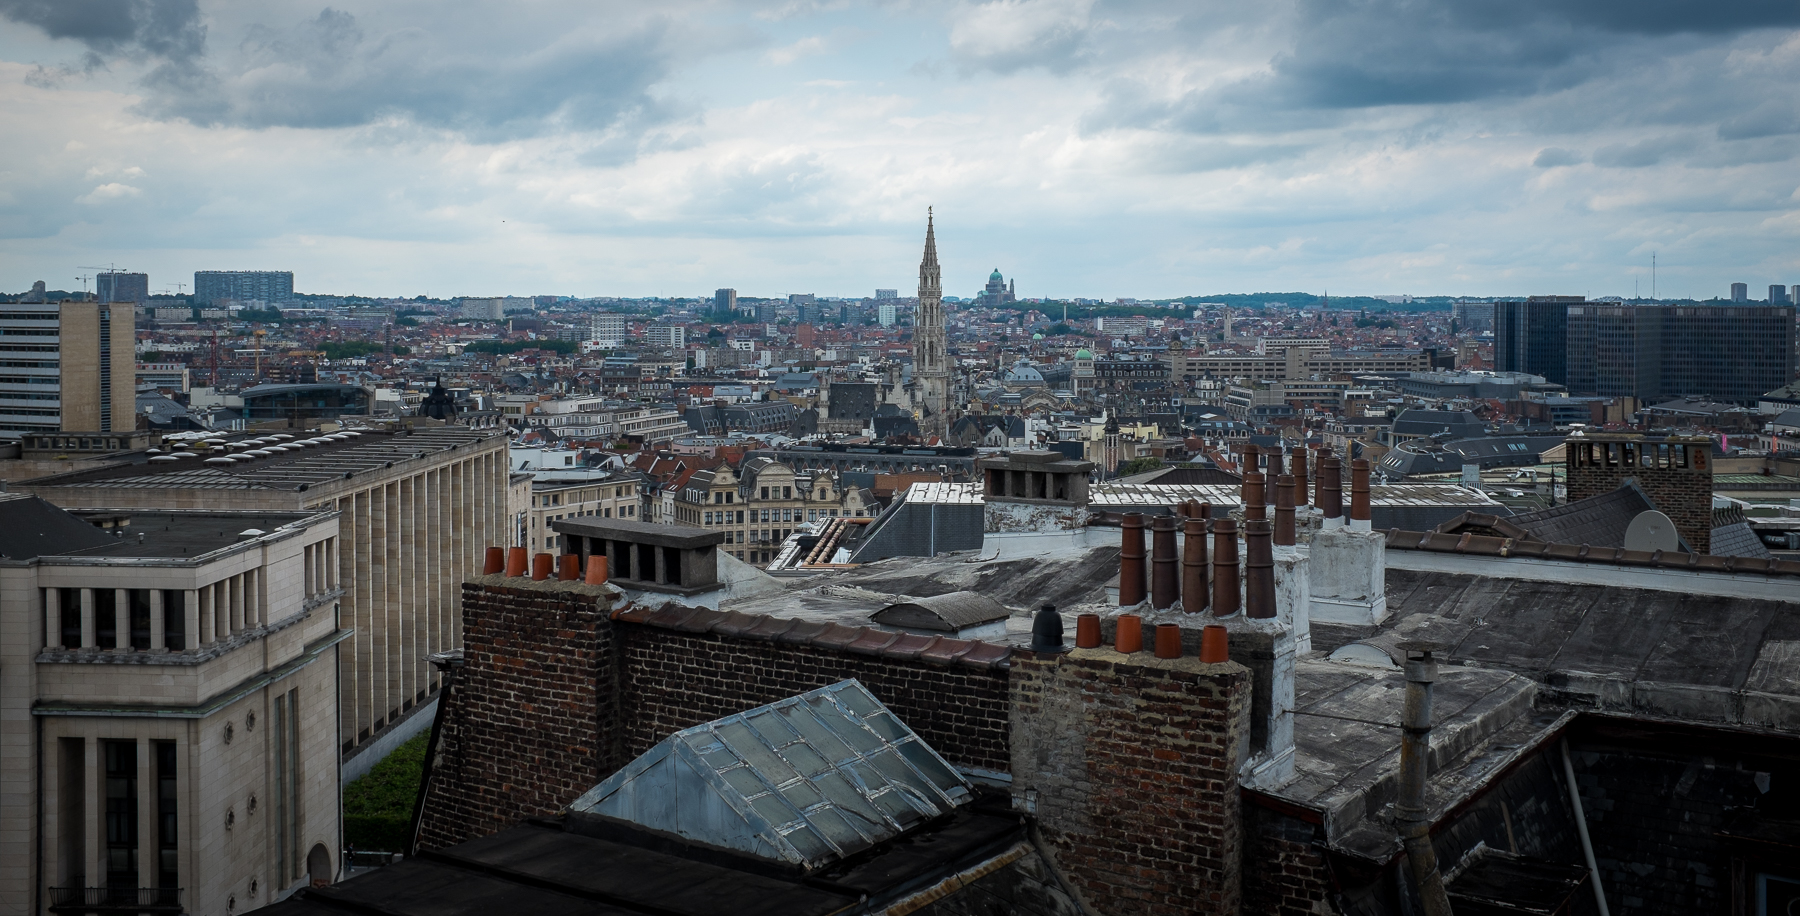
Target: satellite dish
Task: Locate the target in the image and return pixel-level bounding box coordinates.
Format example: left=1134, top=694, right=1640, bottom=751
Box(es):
left=1624, top=510, right=1681, bottom=552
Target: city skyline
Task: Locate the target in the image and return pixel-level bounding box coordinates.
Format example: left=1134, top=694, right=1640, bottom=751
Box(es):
left=2, top=2, right=1798, bottom=298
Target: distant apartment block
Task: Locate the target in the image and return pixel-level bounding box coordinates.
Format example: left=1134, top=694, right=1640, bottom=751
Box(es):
left=875, top=289, right=898, bottom=300
left=1774, top=285, right=1793, bottom=306
left=458, top=297, right=530, bottom=320
left=644, top=324, right=685, bottom=350
left=589, top=313, right=628, bottom=344
left=95, top=271, right=148, bottom=305
left=878, top=304, right=897, bottom=327
left=193, top=271, right=293, bottom=306
left=1731, top=282, right=1748, bottom=302
left=0, top=301, right=136, bottom=438
left=713, top=288, right=736, bottom=315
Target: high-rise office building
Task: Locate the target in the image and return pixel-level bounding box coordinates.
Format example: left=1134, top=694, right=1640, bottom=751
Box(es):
left=1773, top=285, right=1792, bottom=305
left=878, top=303, right=897, bottom=327
left=0, top=301, right=137, bottom=438
left=1731, top=283, right=1748, bottom=302
left=193, top=270, right=294, bottom=305
left=1493, top=296, right=1579, bottom=384
left=1451, top=299, right=1495, bottom=334
left=714, top=288, right=736, bottom=317
left=1563, top=303, right=1795, bottom=403
left=875, top=289, right=898, bottom=300
left=95, top=271, right=148, bottom=305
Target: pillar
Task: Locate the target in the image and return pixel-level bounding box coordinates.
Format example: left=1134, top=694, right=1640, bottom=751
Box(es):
left=183, top=591, right=199, bottom=652
left=45, top=588, right=61, bottom=650
left=198, top=587, right=213, bottom=647
left=150, top=590, right=165, bottom=652
left=80, top=588, right=95, bottom=649
left=84, top=737, right=101, bottom=887
left=114, top=588, right=129, bottom=650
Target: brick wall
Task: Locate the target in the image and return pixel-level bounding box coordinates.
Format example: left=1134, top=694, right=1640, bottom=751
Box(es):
left=1010, top=647, right=1251, bottom=916
left=1566, top=459, right=1713, bottom=554
left=1241, top=805, right=1333, bottom=915
left=615, top=624, right=1011, bottom=773
left=1574, top=744, right=1761, bottom=915
left=415, top=579, right=618, bottom=850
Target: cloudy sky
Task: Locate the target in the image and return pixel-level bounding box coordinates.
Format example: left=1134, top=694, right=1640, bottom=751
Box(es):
left=3, top=0, right=1798, bottom=300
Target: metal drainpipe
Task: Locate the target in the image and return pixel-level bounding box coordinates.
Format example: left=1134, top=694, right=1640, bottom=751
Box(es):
left=1561, top=740, right=1611, bottom=916
left=1397, top=647, right=1454, bottom=916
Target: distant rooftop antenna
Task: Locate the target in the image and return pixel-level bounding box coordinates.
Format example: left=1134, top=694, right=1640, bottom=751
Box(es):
left=1652, top=252, right=1657, bottom=301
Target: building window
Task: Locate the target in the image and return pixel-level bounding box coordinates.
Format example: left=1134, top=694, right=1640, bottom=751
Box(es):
left=156, top=742, right=178, bottom=889
left=95, top=589, right=117, bottom=648
left=58, top=588, right=80, bottom=649
left=129, top=590, right=152, bottom=651
left=105, top=740, right=139, bottom=889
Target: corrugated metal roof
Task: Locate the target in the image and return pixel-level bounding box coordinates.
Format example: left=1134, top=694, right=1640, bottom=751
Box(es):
left=569, top=679, right=971, bottom=869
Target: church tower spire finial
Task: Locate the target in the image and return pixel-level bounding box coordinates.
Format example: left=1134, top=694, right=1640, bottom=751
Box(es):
left=914, top=208, right=948, bottom=438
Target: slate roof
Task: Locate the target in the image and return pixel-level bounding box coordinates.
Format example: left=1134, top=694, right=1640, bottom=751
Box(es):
left=0, top=495, right=116, bottom=560
left=1501, top=483, right=1676, bottom=550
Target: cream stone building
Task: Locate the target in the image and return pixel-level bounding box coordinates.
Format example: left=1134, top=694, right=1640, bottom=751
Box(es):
left=16, top=426, right=510, bottom=759
left=676, top=457, right=877, bottom=566
left=0, top=495, right=344, bottom=915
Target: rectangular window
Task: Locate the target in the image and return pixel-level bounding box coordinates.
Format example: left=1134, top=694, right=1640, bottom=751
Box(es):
left=60, top=587, right=81, bottom=648
left=760, top=487, right=769, bottom=499
left=129, top=590, right=152, bottom=651
left=94, top=589, right=117, bottom=648
left=104, top=740, right=138, bottom=889
left=156, top=742, right=178, bottom=889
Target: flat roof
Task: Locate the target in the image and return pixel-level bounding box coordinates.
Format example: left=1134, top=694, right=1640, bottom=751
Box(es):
left=18, top=427, right=500, bottom=493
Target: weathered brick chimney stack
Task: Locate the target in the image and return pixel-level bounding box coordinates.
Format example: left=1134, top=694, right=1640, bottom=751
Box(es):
left=1011, top=627, right=1252, bottom=916
left=1565, top=432, right=1714, bottom=553
left=1309, top=451, right=1388, bottom=626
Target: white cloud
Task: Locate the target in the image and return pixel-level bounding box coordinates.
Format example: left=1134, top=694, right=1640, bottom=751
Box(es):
left=0, top=2, right=1795, bottom=299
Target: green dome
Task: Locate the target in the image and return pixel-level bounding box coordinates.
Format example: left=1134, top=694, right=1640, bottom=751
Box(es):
left=990, top=268, right=1003, bottom=280
left=1075, top=348, right=1093, bottom=359
left=1032, top=332, right=1044, bottom=340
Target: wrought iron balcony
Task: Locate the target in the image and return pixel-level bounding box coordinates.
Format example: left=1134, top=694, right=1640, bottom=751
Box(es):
left=48, top=886, right=183, bottom=913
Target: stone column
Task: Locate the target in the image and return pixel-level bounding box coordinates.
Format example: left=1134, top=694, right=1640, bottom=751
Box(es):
left=82, top=587, right=99, bottom=647
left=150, top=590, right=165, bottom=652
left=45, top=588, right=61, bottom=650
left=83, top=737, right=101, bottom=886
left=228, top=575, right=244, bottom=634
left=114, top=588, right=129, bottom=650
left=183, top=591, right=199, bottom=653
left=198, top=587, right=213, bottom=647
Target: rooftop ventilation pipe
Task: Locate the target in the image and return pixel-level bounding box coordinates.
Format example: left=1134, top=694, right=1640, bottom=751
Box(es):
left=1350, top=458, right=1373, bottom=531
left=1151, top=515, right=1180, bottom=610
left=1211, top=518, right=1240, bottom=617
left=1293, top=446, right=1310, bottom=507
left=1397, top=646, right=1454, bottom=916
left=1244, top=520, right=1276, bottom=619
left=1031, top=604, right=1067, bottom=653
left=1182, top=508, right=1210, bottom=615
left=482, top=547, right=504, bottom=575
left=1319, top=450, right=1343, bottom=527
left=1119, top=513, right=1148, bottom=607
left=1274, top=475, right=1297, bottom=546
left=1243, top=469, right=1267, bottom=522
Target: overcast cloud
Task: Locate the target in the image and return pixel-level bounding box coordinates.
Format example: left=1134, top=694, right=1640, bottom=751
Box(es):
left=1, top=0, right=1796, bottom=299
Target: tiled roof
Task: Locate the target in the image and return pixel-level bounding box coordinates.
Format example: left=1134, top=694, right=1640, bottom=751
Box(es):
left=1502, top=484, right=1668, bottom=550
left=1383, top=528, right=1800, bottom=577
